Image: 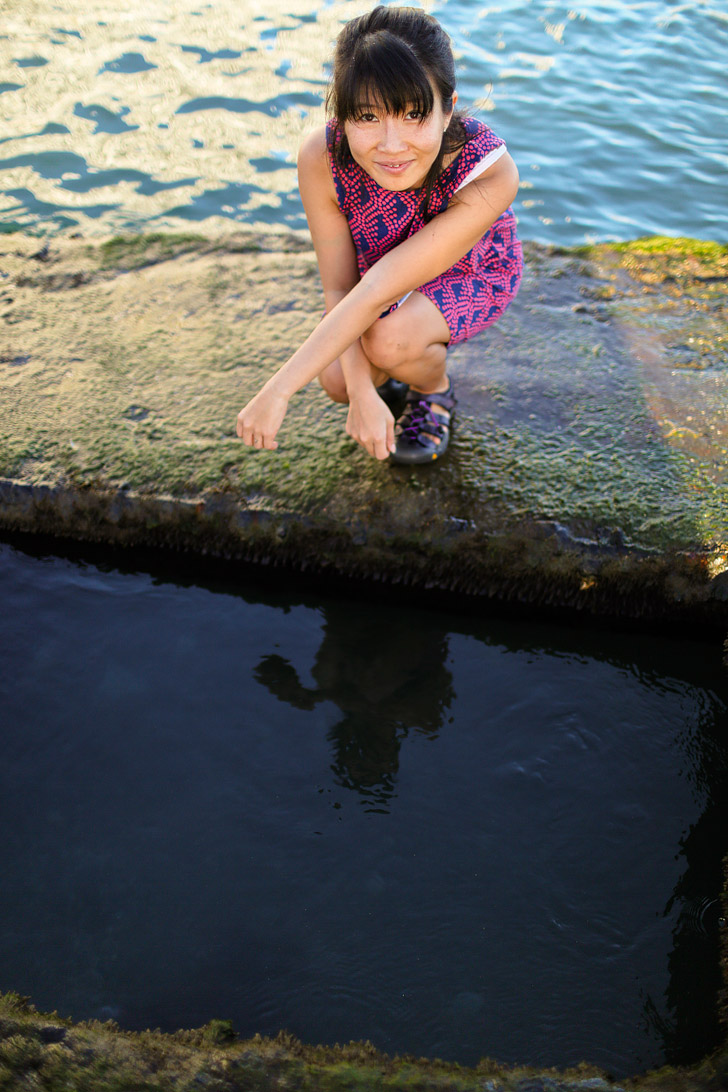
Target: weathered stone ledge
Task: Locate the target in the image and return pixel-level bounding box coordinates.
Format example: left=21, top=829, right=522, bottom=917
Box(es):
left=1, top=230, right=727, bottom=629
left=1, top=478, right=727, bottom=631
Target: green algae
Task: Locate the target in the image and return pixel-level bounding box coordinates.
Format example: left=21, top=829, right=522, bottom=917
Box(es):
left=550, top=236, right=728, bottom=269
left=446, top=238, right=727, bottom=555
left=96, top=232, right=209, bottom=271
left=2, top=990, right=727, bottom=1092
left=94, top=230, right=307, bottom=273
left=609, top=236, right=728, bottom=282
left=1, top=230, right=727, bottom=622
left=450, top=415, right=715, bottom=554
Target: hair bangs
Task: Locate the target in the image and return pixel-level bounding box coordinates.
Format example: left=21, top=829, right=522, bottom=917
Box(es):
left=335, top=31, right=435, bottom=122
left=327, top=7, right=467, bottom=221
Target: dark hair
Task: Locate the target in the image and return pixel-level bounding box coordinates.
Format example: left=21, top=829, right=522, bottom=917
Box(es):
left=326, top=6, right=468, bottom=220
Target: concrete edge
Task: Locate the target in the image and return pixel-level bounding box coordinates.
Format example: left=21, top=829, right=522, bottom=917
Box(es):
left=1, top=478, right=727, bottom=632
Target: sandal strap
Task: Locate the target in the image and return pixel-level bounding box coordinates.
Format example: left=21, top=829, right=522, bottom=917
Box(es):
left=405, top=383, right=457, bottom=413
left=396, top=402, right=449, bottom=446
left=401, top=417, right=446, bottom=441
left=390, top=381, right=455, bottom=464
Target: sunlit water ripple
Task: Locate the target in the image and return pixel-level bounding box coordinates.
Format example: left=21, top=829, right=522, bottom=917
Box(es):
left=1, top=0, right=726, bottom=244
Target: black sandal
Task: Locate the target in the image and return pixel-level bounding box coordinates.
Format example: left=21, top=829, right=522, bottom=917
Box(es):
left=376, top=377, right=409, bottom=415
left=389, top=381, right=456, bottom=465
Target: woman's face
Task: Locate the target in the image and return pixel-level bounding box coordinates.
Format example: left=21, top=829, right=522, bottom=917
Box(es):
left=343, top=91, right=456, bottom=191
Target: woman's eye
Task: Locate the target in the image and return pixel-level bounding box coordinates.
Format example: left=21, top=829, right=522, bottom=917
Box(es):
left=406, top=110, right=423, bottom=120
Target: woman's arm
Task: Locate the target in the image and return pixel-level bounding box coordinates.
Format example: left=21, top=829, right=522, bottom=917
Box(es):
left=297, top=127, right=382, bottom=402
left=236, top=136, right=519, bottom=449
left=297, top=127, right=398, bottom=458
left=236, top=126, right=397, bottom=456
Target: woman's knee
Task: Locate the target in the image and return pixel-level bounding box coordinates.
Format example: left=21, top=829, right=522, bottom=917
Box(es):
left=361, top=315, right=412, bottom=373
left=318, top=362, right=349, bottom=403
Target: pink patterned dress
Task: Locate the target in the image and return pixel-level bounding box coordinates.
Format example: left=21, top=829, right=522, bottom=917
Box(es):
left=326, top=116, right=523, bottom=344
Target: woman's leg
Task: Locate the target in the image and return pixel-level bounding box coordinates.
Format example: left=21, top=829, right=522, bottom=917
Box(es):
left=318, top=355, right=392, bottom=403
left=317, top=358, right=352, bottom=403
left=365, top=292, right=454, bottom=456
left=361, top=291, right=451, bottom=393
left=318, top=291, right=451, bottom=403
left=320, top=290, right=456, bottom=452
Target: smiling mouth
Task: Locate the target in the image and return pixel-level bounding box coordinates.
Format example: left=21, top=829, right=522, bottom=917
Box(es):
left=377, top=161, right=413, bottom=171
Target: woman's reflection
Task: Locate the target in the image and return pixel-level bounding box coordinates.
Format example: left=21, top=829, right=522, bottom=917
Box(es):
left=254, top=602, right=455, bottom=810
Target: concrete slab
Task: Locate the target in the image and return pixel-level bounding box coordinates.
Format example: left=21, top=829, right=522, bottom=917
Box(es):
left=1, top=232, right=727, bottom=625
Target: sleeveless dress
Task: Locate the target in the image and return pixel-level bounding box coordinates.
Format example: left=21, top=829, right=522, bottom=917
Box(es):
left=326, top=116, right=523, bottom=345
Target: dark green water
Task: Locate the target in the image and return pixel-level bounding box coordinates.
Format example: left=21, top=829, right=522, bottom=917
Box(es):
left=1, top=538, right=727, bottom=1078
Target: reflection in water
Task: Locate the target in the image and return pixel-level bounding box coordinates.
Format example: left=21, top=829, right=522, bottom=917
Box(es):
left=1, top=538, right=727, bottom=1074
left=650, top=709, right=728, bottom=1066
left=256, top=604, right=453, bottom=810
left=14, top=56, right=50, bottom=69
left=253, top=588, right=728, bottom=1063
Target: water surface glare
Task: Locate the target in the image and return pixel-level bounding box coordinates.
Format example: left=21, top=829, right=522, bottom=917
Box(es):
left=1, top=0, right=726, bottom=243
left=1, top=542, right=727, bottom=1077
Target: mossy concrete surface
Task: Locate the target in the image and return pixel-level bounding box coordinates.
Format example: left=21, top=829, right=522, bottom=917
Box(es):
left=1, top=231, right=727, bottom=624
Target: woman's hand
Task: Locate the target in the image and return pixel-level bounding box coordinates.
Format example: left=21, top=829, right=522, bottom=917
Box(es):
left=236, top=386, right=289, bottom=450
left=346, top=387, right=396, bottom=460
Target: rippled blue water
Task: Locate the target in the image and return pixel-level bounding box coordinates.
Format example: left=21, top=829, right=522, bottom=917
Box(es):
left=1, top=0, right=726, bottom=244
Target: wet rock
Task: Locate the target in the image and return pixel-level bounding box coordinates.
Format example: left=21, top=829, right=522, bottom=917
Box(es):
left=514, top=1077, right=562, bottom=1092
left=36, top=1025, right=67, bottom=1043
left=0, top=231, right=726, bottom=630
